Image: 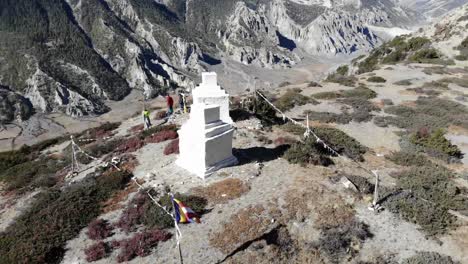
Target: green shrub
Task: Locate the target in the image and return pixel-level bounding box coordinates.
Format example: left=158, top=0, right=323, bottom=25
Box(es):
left=457, top=36, right=468, bottom=49
left=0, top=147, right=35, bottom=173
left=401, top=252, right=458, bottom=264
left=406, top=37, right=431, bottom=51
left=357, top=49, right=383, bottom=74
left=409, top=48, right=440, bottom=61
left=284, top=137, right=334, bottom=166
left=335, top=65, right=349, bottom=75
left=0, top=170, right=132, bottom=264
left=341, top=86, right=377, bottom=99
left=311, top=86, right=376, bottom=100
left=439, top=77, right=468, bottom=88
left=281, top=125, right=367, bottom=161
left=244, top=93, right=283, bottom=126
left=315, top=127, right=367, bottom=161
left=0, top=156, right=66, bottom=192
left=375, top=97, right=468, bottom=131
left=314, top=219, right=372, bottom=263
left=306, top=97, right=379, bottom=124
left=325, top=65, right=357, bottom=87
left=311, top=91, right=342, bottom=100
left=394, top=79, right=412, bottom=86
left=382, top=49, right=406, bottom=64
left=386, top=151, right=433, bottom=167
left=367, top=76, right=387, bottom=83
left=325, top=74, right=357, bottom=87
left=0, top=135, right=69, bottom=172
left=76, top=122, right=121, bottom=140
left=281, top=122, right=306, bottom=136
left=274, top=88, right=318, bottom=111
left=410, top=128, right=462, bottom=159
left=384, top=165, right=467, bottom=235
left=117, top=190, right=208, bottom=232
left=139, top=124, right=178, bottom=139
left=304, top=111, right=352, bottom=124
left=454, top=54, right=468, bottom=61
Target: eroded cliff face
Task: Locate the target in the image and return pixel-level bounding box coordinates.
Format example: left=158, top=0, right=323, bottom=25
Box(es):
left=0, top=0, right=456, bottom=121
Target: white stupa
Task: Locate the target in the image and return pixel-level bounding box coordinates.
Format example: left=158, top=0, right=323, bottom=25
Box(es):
left=192, top=72, right=232, bottom=124
left=176, top=73, right=237, bottom=179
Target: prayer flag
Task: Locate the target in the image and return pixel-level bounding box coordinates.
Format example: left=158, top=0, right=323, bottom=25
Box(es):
left=172, top=198, right=201, bottom=224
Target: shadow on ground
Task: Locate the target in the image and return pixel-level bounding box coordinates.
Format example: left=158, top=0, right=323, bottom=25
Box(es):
left=233, top=145, right=290, bottom=165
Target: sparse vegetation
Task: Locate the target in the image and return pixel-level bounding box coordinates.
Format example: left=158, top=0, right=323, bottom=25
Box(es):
left=86, top=219, right=113, bottom=240
left=85, top=241, right=110, bottom=262
left=401, top=252, right=459, bottom=264
left=455, top=36, right=468, bottom=61
left=439, top=76, right=468, bottom=88
left=209, top=205, right=270, bottom=254
left=117, top=190, right=207, bottom=233
left=274, top=88, right=318, bottom=111
left=386, top=151, right=433, bottom=167
left=326, top=65, right=357, bottom=87
left=284, top=137, right=335, bottom=167
left=367, top=76, right=387, bottom=83
left=314, top=219, right=372, bottom=263
left=314, top=127, right=367, bottom=161
left=281, top=124, right=366, bottom=161
left=76, top=122, right=121, bottom=140
left=311, top=86, right=377, bottom=100
left=383, top=162, right=468, bottom=236
left=394, top=79, right=412, bottom=86
left=0, top=170, right=132, bottom=263
left=192, top=178, right=250, bottom=204
left=374, top=97, right=468, bottom=131
left=139, top=124, right=178, bottom=139
left=306, top=97, right=379, bottom=124
left=114, top=230, right=171, bottom=263
left=356, top=36, right=455, bottom=72
left=0, top=155, right=66, bottom=192
left=410, top=128, right=462, bottom=160
left=273, top=136, right=297, bottom=146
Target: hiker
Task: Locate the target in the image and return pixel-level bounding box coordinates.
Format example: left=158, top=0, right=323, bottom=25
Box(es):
left=142, top=108, right=152, bottom=129
left=166, top=94, right=174, bottom=116
left=178, top=92, right=185, bottom=113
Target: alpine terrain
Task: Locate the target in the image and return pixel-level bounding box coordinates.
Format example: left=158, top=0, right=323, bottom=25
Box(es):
left=1, top=2, right=468, bottom=264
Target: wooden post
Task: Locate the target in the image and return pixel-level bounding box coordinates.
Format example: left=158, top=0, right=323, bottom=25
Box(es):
left=170, top=194, right=184, bottom=264
left=372, top=170, right=379, bottom=207
left=70, top=136, right=75, bottom=174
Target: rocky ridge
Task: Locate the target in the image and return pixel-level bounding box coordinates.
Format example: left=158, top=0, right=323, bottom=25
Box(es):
left=0, top=0, right=462, bottom=122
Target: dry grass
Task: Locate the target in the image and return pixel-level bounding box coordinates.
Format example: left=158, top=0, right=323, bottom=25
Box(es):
left=209, top=205, right=271, bottom=254
left=314, top=203, right=356, bottom=230
left=281, top=185, right=324, bottom=222
left=192, top=178, right=250, bottom=205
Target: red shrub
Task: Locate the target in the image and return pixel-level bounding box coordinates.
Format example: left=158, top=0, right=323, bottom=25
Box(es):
left=115, top=230, right=172, bottom=262
left=84, top=241, right=110, bottom=262
left=129, top=124, right=144, bottom=133
left=116, top=137, right=145, bottom=153
left=145, top=130, right=178, bottom=144
left=115, top=193, right=147, bottom=233
left=163, top=139, right=179, bottom=155
left=154, top=111, right=167, bottom=120
left=416, top=126, right=430, bottom=139
left=274, top=136, right=297, bottom=146
left=86, top=219, right=113, bottom=240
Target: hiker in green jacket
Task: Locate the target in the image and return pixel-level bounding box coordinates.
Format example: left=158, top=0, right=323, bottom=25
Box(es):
left=143, top=108, right=152, bottom=129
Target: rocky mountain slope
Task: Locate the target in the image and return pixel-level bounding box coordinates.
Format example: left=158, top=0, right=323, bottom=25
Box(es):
left=399, top=0, right=468, bottom=21
left=0, top=0, right=461, bottom=122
